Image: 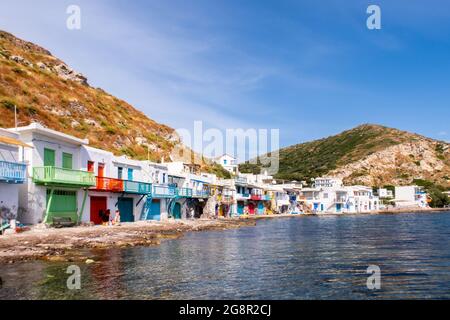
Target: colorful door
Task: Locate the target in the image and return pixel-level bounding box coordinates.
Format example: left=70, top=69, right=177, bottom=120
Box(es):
left=98, top=163, right=105, bottom=177
left=248, top=203, right=255, bottom=215
left=147, top=199, right=161, bottom=221
left=62, top=152, right=73, bottom=169
left=127, top=168, right=133, bottom=181
left=118, top=197, right=134, bottom=222
left=46, top=189, right=77, bottom=222
left=258, top=202, right=265, bottom=215
left=173, top=202, right=181, bottom=219
left=90, top=196, right=107, bottom=225
left=237, top=202, right=244, bottom=215
left=44, top=148, right=55, bottom=166
left=336, top=203, right=342, bottom=213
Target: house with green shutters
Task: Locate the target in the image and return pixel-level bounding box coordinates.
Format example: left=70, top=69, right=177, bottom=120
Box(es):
left=12, top=123, right=95, bottom=225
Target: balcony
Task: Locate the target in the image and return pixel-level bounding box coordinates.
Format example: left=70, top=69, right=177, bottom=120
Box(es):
left=152, top=184, right=177, bottom=198
left=234, top=177, right=248, bottom=185
left=236, top=193, right=250, bottom=201
left=0, top=160, right=27, bottom=184
left=124, top=180, right=152, bottom=194
left=177, top=188, right=193, bottom=197
left=94, top=176, right=123, bottom=192
left=251, top=194, right=262, bottom=201
left=33, top=166, right=95, bottom=187
left=192, top=189, right=210, bottom=198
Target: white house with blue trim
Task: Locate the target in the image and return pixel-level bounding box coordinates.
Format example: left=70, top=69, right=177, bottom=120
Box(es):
left=0, top=128, right=29, bottom=229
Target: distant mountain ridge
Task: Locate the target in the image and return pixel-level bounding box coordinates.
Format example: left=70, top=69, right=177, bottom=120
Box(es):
left=240, top=124, right=450, bottom=187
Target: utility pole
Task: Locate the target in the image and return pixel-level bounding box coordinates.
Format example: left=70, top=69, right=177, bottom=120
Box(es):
left=14, top=105, right=17, bottom=131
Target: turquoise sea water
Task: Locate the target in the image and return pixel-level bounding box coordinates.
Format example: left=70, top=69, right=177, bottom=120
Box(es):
left=1, top=212, right=450, bottom=299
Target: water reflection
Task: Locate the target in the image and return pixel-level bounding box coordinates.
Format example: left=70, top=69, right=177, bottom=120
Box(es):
left=1, top=212, right=450, bottom=299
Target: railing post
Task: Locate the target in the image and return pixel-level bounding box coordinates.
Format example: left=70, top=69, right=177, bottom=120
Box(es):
left=43, top=188, right=54, bottom=224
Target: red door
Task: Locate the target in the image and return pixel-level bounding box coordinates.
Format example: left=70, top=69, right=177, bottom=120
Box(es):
left=90, top=196, right=107, bottom=225
left=248, top=203, right=255, bottom=215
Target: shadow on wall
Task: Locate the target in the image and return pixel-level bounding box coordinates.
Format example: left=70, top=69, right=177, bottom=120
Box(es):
left=0, top=205, right=17, bottom=221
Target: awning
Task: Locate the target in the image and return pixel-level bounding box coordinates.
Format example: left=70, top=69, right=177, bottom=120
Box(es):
left=0, top=136, right=32, bottom=148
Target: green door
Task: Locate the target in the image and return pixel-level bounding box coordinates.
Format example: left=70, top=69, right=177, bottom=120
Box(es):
left=62, top=152, right=73, bottom=169
left=44, top=148, right=55, bottom=166
left=45, top=189, right=77, bottom=223
left=118, top=197, right=134, bottom=222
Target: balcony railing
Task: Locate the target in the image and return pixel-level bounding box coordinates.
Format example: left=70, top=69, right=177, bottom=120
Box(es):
left=251, top=194, right=262, bottom=201
left=192, top=189, right=210, bottom=198
left=177, top=188, right=193, bottom=197
left=124, top=180, right=152, bottom=194
left=236, top=193, right=250, bottom=200
left=234, top=177, right=248, bottom=185
left=33, top=166, right=95, bottom=187
left=0, top=160, right=27, bottom=184
left=94, top=176, right=123, bottom=192
left=152, top=184, right=177, bottom=198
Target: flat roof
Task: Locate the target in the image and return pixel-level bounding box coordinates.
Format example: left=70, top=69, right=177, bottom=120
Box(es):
left=9, top=123, right=89, bottom=146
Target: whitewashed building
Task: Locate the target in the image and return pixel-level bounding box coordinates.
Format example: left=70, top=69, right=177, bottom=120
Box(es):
left=79, top=146, right=155, bottom=224
left=300, top=177, right=379, bottom=213
left=11, top=123, right=94, bottom=225
left=215, top=154, right=238, bottom=175
left=0, top=128, right=29, bottom=227
left=394, top=186, right=430, bottom=208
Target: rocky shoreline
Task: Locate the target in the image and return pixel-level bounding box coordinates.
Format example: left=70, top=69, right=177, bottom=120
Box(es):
left=1, top=208, right=448, bottom=264
left=0, top=218, right=256, bottom=264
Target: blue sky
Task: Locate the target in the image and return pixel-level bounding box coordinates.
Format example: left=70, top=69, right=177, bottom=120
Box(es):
left=1, top=0, right=450, bottom=153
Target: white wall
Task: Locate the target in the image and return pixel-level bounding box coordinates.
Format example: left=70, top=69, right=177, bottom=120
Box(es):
left=0, top=184, right=20, bottom=219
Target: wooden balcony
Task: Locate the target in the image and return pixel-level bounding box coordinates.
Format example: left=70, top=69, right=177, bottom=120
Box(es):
left=0, top=160, right=27, bottom=184
left=33, top=166, right=95, bottom=187
left=152, top=184, right=177, bottom=198
left=94, top=176, right=123, bottom=192
left=124, top=180, right=152, bottom=194
left=177, top=188, right=193, bottom=198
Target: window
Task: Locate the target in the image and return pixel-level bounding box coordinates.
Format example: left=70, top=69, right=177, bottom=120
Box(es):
left=44, top=148, right=55, bottom=167
left=118, top=167, right=123, bottom=179
left=128, top=168, right=133, bottom=181
left=223, top=159, right=227, bottom=165
left=162, top=173, right=166, bottom=183
left=62, top=152, right=73, bottom=169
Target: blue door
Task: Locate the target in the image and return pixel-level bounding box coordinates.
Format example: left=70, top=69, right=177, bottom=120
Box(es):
left=257, top=202, right=264, bottom=215
left=314, top=203, right=319, bottom=210
left=237, top=202, right=244, bottom=215
left=148, top=199, right=161, bottom=221
left=320, top=204, right=324, bottom=211
left=118, top=197, right=134, bottom=222
left=336, top=203, right=342, bottom=213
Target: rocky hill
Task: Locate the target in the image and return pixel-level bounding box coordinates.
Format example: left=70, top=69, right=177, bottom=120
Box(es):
left=240, top=124, right=450, bottom=187
left=0, top=30, right=178, bottom=162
